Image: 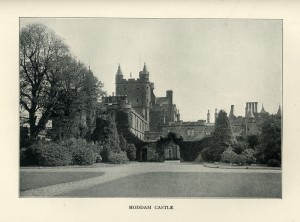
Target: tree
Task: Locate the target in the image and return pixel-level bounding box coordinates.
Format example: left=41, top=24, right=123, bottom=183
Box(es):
left=256, top=115, right=281, bottom=165
left=20, top=23, right=105, bottom=142
left=20, top=23, right=71, bottom=141
left=213, top=110, right=233, bottom=145
left=201, top=110, right=233, bottom=162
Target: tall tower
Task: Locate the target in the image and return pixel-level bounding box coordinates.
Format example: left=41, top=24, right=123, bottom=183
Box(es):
left=207, top=110, right=210, bottom=123
left=115, top=64, right=123, bottom=95
left=246, top=107, right=258, bottom=136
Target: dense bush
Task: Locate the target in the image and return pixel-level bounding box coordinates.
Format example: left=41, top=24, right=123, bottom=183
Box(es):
left=201, top=147, right=214, bottom=162
left=267, top=159, right=281, bottom=167
left=247, top=135, right=259, bottom=148
left=72, top=147, right=97, bottom=165
left=242, top=149, right=257, bottom=164
left=34, top=142, right=72, bottom=166
left=126, top=143, right=136, bottom=161
left=20, top=138, right=102, bottom=166
left=221, top=148, right=246, bottom=165
left=108, top=151, right=129, bottom=164
left=232, top=141, right=248, bottom=154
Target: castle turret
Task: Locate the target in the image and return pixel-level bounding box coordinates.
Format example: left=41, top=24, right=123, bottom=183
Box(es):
left=139, top=63, right=149, bottom=81
left=115, top=64, right=123, bottom=95
left=246, top=107, right=258, bottom=136
left=207, top=110, right=210, bottom=123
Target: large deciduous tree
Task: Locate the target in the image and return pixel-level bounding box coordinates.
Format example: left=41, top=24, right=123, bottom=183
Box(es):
left=20, top=23, right=105, bottom=142
left=20, top=23, right=71, bottom=141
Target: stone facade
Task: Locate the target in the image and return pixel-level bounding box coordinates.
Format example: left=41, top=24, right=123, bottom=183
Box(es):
left=102, top=95, right=149, bottom=140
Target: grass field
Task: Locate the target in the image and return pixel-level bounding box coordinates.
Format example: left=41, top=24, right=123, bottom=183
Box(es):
left=60, top=172, right=281, bottom=198
left=20, top=171, right=105, bottom=191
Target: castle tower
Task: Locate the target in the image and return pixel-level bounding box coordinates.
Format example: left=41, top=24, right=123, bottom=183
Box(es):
left=115, top=64, right=123, bottom=95
left=166, top=90, right=173, bottom=105
left=139, top=63, right=149, bottom=82
left=207, top=110, right=210, bottom=123
left=246, top=107, right=258, bottom=136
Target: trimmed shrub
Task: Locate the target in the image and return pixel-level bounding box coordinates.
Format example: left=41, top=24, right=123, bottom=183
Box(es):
left=267, top=159, right=281, bottom=167
left=35, top=142, right=72, bottom=166
left=108, top=151, right=129, bottom=164
left=72, top=147, right=97, bottom=165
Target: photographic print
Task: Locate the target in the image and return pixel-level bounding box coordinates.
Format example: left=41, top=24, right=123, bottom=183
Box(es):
left=19, top=18, right=282, bottom=198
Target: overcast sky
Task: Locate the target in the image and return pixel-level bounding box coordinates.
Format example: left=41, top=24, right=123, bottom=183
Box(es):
left=20, top=18, right=282, bottom=122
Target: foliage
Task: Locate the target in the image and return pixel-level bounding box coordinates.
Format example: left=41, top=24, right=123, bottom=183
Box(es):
left=256, top=115, right=281, bottom=165
left=108, top=151, right=129, bottom=164
left=267, top=159, right=281, bottom=167
left=201, top=147, right=215, bottom=162
left=126, top=143, right=137, bottom=161
left=200, top=110, right=232, bottom=162
left=194, top=153, right=203, bottom=163
left=157, top=132, right=182, bottom=153
left=180, top=137, right=212, bottom=161
left=119, top=133, right=128, bottom=152
left=20, top=23, right=70, bottom=141
left=247, top=135, right=259, bottom=148
left=20, top=23, right=104, bottom=142
left=232, top=141, right=248, bottom=154
left=33, top=141, right=72, bottom=166
left=20, top=126, right=31, bottom=148
left=221, top=148, right=246, bottom=165
left=20, top=138, right=101, bottom=166
left=241, top=149, right=257, bottom=164
left=72, top=147, right=97, bottom=165
left=213, top=110, right=233, bottom=146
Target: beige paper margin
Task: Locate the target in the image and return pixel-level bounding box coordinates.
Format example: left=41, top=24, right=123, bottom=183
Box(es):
left=0, top=0, right=300, bottom=221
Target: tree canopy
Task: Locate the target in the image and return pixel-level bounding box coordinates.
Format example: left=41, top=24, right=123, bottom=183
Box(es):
left=20, top=23, right=104, bottom=141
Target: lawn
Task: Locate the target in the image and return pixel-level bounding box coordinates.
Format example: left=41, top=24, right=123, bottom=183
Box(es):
left=20, top=171, right=105, bottom=191
left=60, top=172, right=281, bottom=198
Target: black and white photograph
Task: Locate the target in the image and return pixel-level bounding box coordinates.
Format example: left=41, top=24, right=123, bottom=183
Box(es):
left=3, top=1, right=300, bottom=221
left=19, top=18, right=282, bottom=198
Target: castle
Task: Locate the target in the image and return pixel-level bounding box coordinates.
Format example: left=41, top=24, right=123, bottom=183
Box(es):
left=103, top=63, right=282, bottom=149
left=103, top=63, right=215, bottom=146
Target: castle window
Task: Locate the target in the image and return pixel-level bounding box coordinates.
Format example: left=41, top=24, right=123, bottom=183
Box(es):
left=137, top=99, right=139, bottom=102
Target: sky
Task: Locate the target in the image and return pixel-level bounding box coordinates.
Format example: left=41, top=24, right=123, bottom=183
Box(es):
left=20, top=18, right=282, bottom=122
